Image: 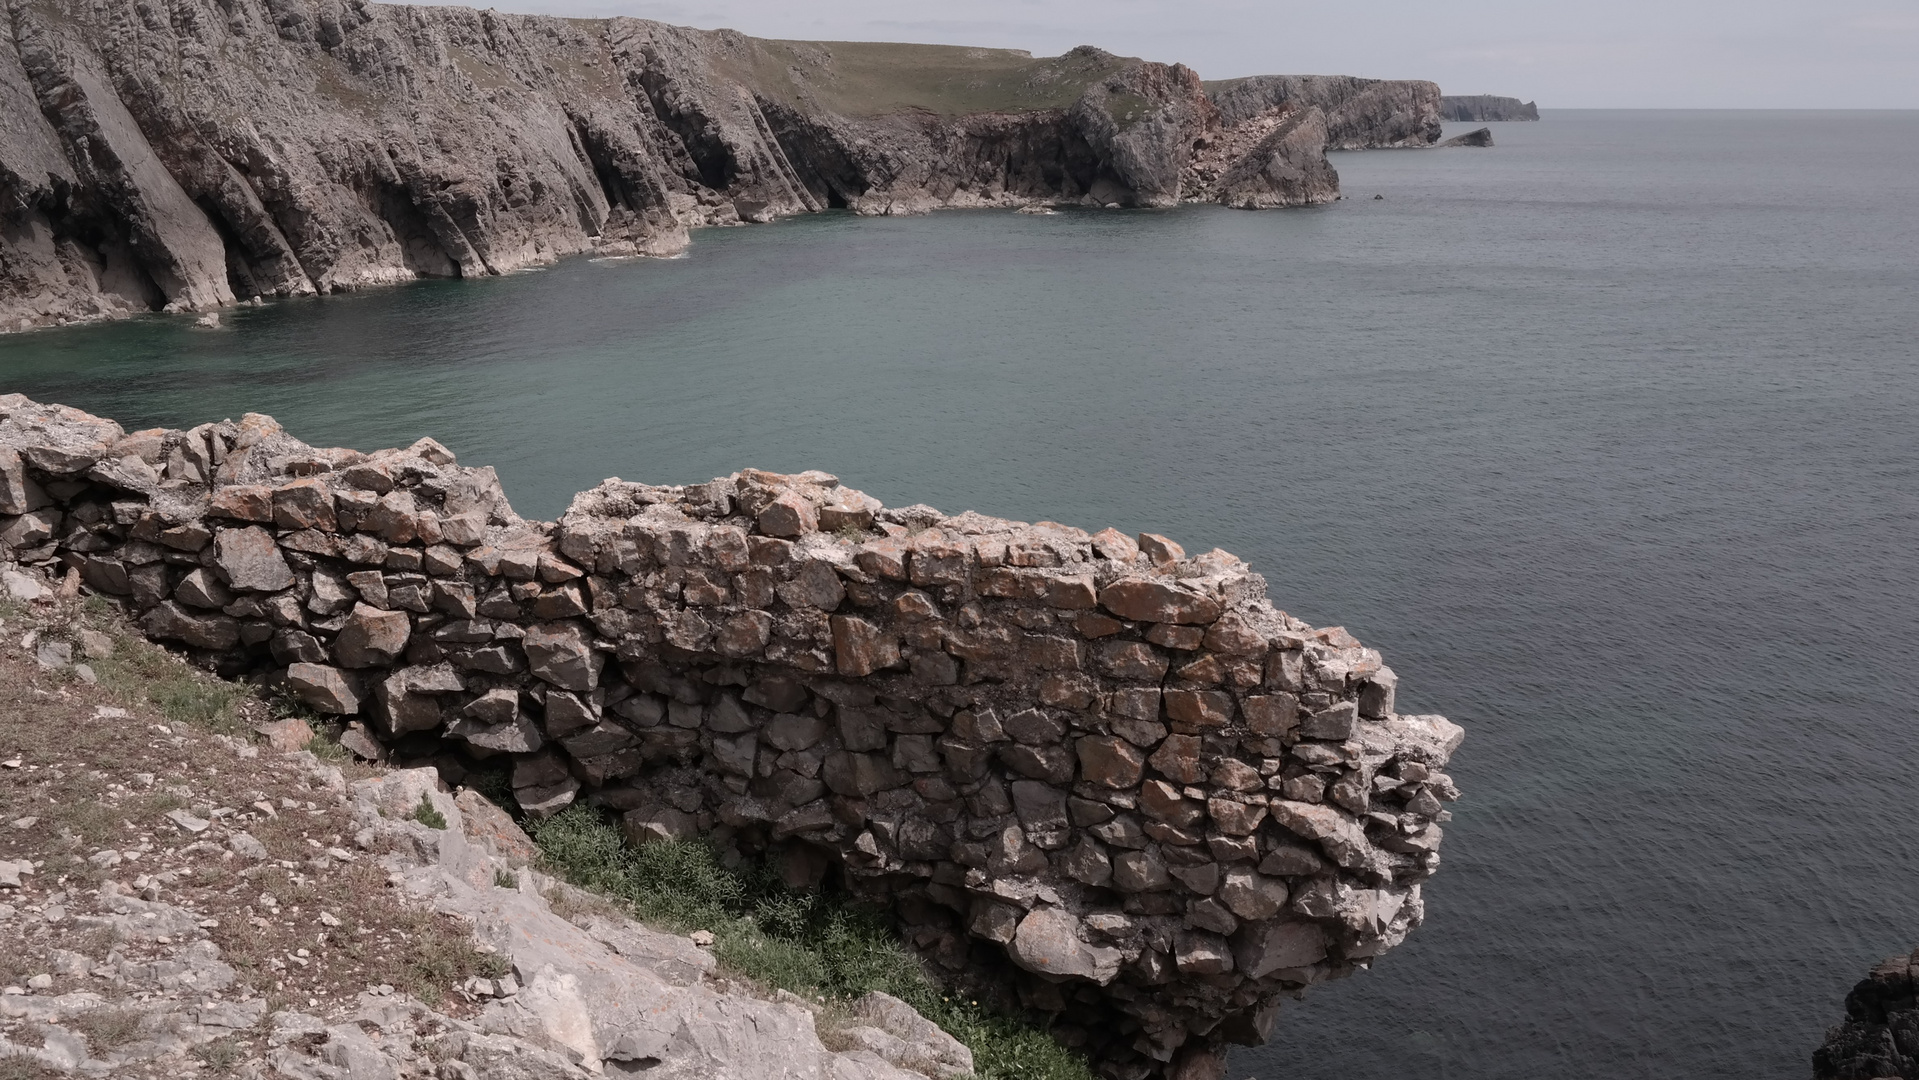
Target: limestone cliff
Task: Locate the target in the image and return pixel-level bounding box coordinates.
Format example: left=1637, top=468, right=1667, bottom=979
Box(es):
left=0, top=394, right=1464, bottom=1080
left=1439, top=95, right=1540, bottom=122
left=1204, top=75, right=1444, bottom=150
left=0, top=0, right=1441, bottom=332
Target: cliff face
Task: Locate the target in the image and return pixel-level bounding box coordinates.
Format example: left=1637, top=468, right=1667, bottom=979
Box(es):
left=1205, top=74, right=1444, bottom=150
left=0, top=394, right=1464, bottom=1080
left=0, top=0, right=1440, bottom=332
left=1438, top=95, right=1540, bottom=122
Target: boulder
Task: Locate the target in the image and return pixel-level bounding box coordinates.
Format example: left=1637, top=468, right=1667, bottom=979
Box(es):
left=1012, top=907, right=1124, bottom=984
left=213, top=526, right=295, bottom=592
left=334, top=604, right=411, bottom=668
left=287, top=664, right=363, bottom=714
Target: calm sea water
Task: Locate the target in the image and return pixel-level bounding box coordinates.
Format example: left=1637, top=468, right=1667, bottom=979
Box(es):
left=5, top=110, right=1919, bottom=1078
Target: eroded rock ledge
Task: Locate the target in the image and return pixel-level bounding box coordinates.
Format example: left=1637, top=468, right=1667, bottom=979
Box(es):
left=0, top=0, right=1445, bottom=332
left=0, top=395, right=1464, bottom=1080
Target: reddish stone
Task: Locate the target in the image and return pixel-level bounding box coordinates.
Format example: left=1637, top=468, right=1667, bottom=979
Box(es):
left=1090, top=527, right=1139, bottom=563
left=1098, top=640, right=1169, bottom=680
left=1242, top=693, right=1299, bottom=736
left=1099, top=579, right=1222, bottom=625
left=1208, top=795, right=1269, bottom=835
left=1173, top=655, right=1225, bottom=686
left=1145, top=623, right=1206, bottom=650
left=1203, top=614, right=1266, bottom=654
left=1136, top=533, right=1186, bottom=566
left=757, top=491, right=818, bottom=537
left=1139, top=779, right=1205, bottom=827
left=1164, top=690, right=1233, bottom=728
left=831, top=615, right=899, bottom=676
left=272, top=478, right=337, bottom=531
left=208, top=485, right=272, bottom=522
left=1077, top=735, right=1145, bottom=788
left=1148, top=733, right=1204, bottom=784
left=1045, top=575, right=1099, bottom=610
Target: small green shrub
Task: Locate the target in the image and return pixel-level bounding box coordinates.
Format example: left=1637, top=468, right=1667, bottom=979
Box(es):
left=91, top=633, right=247, bottom=735
left=70, top=1007, right=146, bottom=1050
left=409, top=793, right=446, bottom=830
left=526, top=806, right=1092, bottom=1080
left=195, top=1036, right=243, bottom=1075
left=494, top=869, right=518, bottom=889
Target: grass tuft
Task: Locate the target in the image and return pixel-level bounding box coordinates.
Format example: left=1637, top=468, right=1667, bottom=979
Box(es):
left=88, top=629, right=247, bottom=735
left=526, top=806, right=1092, bottom=1080
left=409, top=793, right=447, bottom=830
left=0, top=1056, right=65, bottom=1080
left=69, top=1006, right=146, bottom=1050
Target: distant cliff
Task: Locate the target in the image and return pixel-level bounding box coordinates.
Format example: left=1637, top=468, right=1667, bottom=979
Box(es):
left=1439, top=95, right=1540, bottom=121
left=0, top=0, right=1444, bottom=333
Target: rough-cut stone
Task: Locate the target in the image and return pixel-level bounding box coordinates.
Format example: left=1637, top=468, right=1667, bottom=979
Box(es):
left=1078, top=735, right=1146, bottom=788
left=214, top=526, right=294, bottom=592
left=1232, top=920, right=1329, bottom=979
left=522, top=622, right=601, bottom=691
left=334, top=604, right=411, bottom=668
left=143, top=601, right=240, bottom=651
left=832, top=615, right=900, bottom=677
left=286, top=663, right=362, bottom=714
left=1012, top=907, right=1123, bottom=984
left=1100, top=579, right=1224, bottom=625
left=1175, top=930, right=1235, bottom=975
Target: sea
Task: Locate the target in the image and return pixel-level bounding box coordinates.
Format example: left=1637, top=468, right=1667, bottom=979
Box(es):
left=4, top=109, right=1917, bottom=1079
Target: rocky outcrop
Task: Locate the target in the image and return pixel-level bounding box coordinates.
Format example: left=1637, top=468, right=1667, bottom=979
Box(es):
left=1440, top=127, right=1494, bottom=148
left=1439, top=95, right=1539, bottom=122
left=0, top=0, right=1441, bottom=332
left=1815, top=947, right=1919, bottom=1078
left=1204, top=75, right=1444, bottom=150
left=0, top=394, right=1464, bottom=1080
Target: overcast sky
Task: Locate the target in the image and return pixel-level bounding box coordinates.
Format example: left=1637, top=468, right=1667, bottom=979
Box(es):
left=476, top=0, right=1918, bottom=108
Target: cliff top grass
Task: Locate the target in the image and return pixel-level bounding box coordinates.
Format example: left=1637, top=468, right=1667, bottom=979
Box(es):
left=729, top=40, right=1137, bottom=118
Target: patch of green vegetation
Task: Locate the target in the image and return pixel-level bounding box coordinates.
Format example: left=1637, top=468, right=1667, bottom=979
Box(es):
left=194, top=1035, right=243, bottom=1075
left=90, top=631, right=247, bottom=735
left=70, top=1006, right=146, bottom=1050
left=732, top=38, right=1134, bottom=118
left=494, top=868, right=518, bottom=889
left=307, top=728, right=348, bottom=762
left=527, top=806, right=1092, bottom=1080
left=391, top=912, right=510, bottom=1000
left=1105, top=90, right=1155, bottom=130
left=464, top=766, right=514, bottom=808
left=409, top=793, right=447, bottom=830
left=0, top=1056, right=65, bottom=1080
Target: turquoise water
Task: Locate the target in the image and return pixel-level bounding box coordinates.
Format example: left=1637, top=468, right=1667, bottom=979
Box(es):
left=5, top=111, right=1919, bottom=1078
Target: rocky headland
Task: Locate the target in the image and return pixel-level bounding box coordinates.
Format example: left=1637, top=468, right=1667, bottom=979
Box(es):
left=1438, top=95, right=1539, bottom=122
left=0, top=394, right=1464, bottom=1079
left=0, top=0, right=1448, bottom=332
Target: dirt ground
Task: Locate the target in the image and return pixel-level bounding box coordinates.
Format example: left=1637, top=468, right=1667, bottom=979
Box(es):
left=0, top=587, right=504, bottom=1078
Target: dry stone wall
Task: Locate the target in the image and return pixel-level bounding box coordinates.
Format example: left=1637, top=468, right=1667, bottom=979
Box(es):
left=0, top=394, right=1464, bottom=1080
